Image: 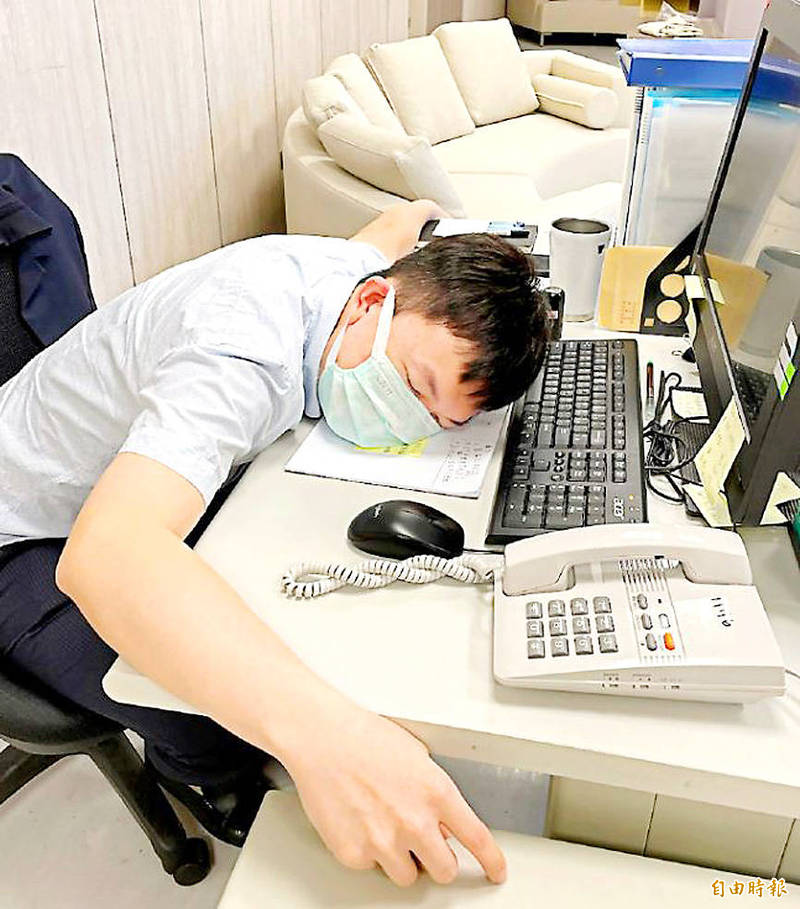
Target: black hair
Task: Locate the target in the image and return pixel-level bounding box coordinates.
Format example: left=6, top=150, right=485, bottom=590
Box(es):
left=384, top=234, right=550, bottom=410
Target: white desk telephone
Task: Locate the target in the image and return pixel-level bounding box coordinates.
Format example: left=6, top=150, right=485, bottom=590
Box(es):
left=493, top=524, right=785, bottom=703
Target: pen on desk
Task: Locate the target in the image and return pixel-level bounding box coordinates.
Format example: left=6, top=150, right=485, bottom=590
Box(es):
left=645, top=361, right=655, bottom=423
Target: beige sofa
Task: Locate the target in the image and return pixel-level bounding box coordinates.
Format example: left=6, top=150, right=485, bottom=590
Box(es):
left=283, top=18, right=634, bottom=238
left=507, top=0, right=644, bottom=44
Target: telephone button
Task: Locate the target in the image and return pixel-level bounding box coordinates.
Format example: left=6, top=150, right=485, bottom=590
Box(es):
left=641, top=614, right=653, bottom=630
left=570, top=597, right=589, bottom=615
left=551, top=638, right=569, bottom=657
left=593, top=596, right=612, bottom=614
left=635, top=594, right=648, bottom=609
left=645, top=633, right=657, bottom=651
left=549, top=618, right=568, bottom=636
left=659, top=613, right=670, bottom=628
left=527, top=620, right=544, bottom=638
left=596, top=614, right=615, bottom=633
left=575, top=635, right=594, bottom=655
left=525, top=601, right=543, bottom=619
left=572, top=616, right=590, bottom=635
left=664, top=632, right=675, bottom=651
left=599, top=633, right=618, bottom=653
left=548, top=599, right=566, bottom=617
left=528, top=640, right=546, bottom=659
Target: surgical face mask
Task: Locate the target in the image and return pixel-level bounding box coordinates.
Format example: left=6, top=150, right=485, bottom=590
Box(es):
left=318, top=287, right=441, bottom=447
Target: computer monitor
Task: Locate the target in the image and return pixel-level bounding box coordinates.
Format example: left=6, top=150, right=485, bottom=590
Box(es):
left=691, top=0, right=800, bottom=526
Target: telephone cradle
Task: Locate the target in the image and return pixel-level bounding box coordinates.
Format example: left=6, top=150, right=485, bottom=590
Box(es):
left=493, top=524, right=785, bottom=704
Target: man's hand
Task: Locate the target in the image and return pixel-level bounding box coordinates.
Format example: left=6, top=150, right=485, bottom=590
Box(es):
left=286, top=706, right=506, bottom=887
left=351, top=199, right=448, bottom=264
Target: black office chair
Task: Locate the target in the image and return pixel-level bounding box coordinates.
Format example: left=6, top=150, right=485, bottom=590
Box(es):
left=0, top=662, right=210, bottom=884
left=0, top=165, right=210, bottom=885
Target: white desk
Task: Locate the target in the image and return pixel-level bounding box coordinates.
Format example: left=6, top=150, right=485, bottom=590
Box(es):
left=104, top=326, right=800, bottom=878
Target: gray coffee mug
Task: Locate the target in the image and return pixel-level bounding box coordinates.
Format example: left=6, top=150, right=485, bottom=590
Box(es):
left=549, top=218, right=612, bottom=321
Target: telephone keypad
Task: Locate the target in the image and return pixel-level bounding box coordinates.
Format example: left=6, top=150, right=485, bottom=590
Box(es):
left=524, top=592, right=623, bottom=659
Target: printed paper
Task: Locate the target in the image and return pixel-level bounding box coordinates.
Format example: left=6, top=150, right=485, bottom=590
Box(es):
left=760, top=471, right=800, bottom=525
left=671, top=389, right=707, bottom=419
left=685, top=483, right=733, bottom=527
left=432, top=219, right=491, bottom=238
left=693, top=398, right=746, bottom=496
left=285, top=409, right=509, bottom=498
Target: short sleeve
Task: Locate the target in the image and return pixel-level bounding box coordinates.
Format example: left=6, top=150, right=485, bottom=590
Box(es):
left=120, top=344, right=284, bottom=506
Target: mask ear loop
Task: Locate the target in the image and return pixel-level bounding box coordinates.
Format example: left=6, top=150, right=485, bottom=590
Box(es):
left=371, top=285, right=396, bottom=356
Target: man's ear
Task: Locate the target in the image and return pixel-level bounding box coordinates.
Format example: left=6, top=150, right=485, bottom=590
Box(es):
left=346, top=276, right=392, bottom=325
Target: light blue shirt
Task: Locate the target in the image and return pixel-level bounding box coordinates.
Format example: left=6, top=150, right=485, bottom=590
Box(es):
left=0, top=235, right=387, bottom=547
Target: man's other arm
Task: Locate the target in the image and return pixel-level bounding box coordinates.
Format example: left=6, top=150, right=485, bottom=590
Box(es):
left=56, top=452, right=505, bottom=887
left=351, top=199, right=447, bottom=265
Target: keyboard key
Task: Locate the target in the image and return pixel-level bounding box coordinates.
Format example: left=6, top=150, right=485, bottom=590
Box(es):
left=587, top=514, right=605, bottom=525
left=537, top=422, right=554, bottom=446
left=593, top=596, right=611, bottom=613
left=528, top=639, right=546, bottom=659
left=527, top=619, right=544, bottom=638
left=549, top=618, right=568, bottom=636
left=554, top=426, right=571, bottom=448
left=575, top=635, right=594, bottom=655
left=570, top=597, right=588, bottom=615
left=572, top=432, right=589, bottom=449
left=532, top=459, right=550, bottom=472
left=526, top=601, right=543, bottom=619
left=548, top=599, right=566, bottom=617
left=590, top=429, right=606, bottom=448
left=572, top=616, right=590, bottom=634
left=596, top=614, right=615, bottom=633
left=551, top=638, right=569, bottom=657
left=599, top=633, right=618, bottom=653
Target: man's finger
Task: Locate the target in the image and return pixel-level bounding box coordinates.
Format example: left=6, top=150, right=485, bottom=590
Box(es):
left=439, top=796, right=506, bottom=884
left=409, top=828, right=459, bottom=884
left=376, top=849, right=419, bottom=888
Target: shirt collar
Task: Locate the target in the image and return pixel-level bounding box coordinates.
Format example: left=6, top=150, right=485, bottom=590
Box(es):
left=0, top=186, right=51, bottom=247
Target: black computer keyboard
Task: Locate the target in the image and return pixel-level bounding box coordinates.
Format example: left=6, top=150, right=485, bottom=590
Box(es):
left=733, top=361, right=771, bottom=427
left=486, top=339, right=647, bottom=544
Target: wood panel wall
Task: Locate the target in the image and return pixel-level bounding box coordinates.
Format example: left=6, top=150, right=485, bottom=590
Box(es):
left=0, top=0, right=408, bottom=303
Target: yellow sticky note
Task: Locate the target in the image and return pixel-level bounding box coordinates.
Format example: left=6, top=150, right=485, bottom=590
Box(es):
left=671, top=389, right=708, bottom=419
left=685, top=483, right=733, bottom=527
left=693, top=398, right=746, bottom=495
left=356, top=438, right=429, bottom=457
left=760, top=471, right=800, bottom=525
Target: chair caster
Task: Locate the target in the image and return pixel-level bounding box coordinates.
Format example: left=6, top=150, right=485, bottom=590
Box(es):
left=169, top=837, right=212, bottom=886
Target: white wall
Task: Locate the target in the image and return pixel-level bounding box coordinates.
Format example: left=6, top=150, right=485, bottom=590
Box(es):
left=711, top=0, right=767, bottom=37
left=0, top=0, right=408, bottom=303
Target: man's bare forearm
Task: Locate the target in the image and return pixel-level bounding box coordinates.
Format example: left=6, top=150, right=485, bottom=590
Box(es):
left=58, top=511, right=354, bottom=766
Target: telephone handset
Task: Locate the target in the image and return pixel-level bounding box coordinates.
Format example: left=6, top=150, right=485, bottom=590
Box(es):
left=493, top=524, right=785, bottom=703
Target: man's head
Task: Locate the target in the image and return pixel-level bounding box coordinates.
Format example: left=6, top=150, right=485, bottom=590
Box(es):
left=319, top=234, right=550, bottom=432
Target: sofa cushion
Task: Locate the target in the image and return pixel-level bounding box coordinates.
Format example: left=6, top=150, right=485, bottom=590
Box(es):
left=433, top=19, right=538, bottom=126
left=531, top=74, right=618, bottom=130
left=302, top=75, right=368, bottom=130
left=325, top=54, right=404, bottom=134
left=550, top=50, right=634, bottom=129
left=431, top=115, right=628, bottom=199
left=317, top=113, right=465, bottom=215
left=365, top=36, right=475, bottom=145
left=521, top=48, right=560, bottom=80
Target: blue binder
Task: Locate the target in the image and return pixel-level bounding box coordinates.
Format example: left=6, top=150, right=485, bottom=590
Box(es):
left=617, top=38, right=754, bottom=90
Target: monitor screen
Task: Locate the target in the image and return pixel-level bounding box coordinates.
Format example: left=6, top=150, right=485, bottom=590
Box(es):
left=701, top=30, right=800, bottom=430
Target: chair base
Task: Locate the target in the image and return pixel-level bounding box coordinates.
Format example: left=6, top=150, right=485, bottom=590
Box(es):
left=0, top=735, right=211, bottom=886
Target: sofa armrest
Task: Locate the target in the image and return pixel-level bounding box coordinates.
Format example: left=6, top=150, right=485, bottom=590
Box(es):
left=521, top=48, right=561, bottom=80
left=548, top=50, right=634, bottom=129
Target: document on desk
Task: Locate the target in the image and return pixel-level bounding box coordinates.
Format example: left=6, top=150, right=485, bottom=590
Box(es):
left=285, top=409, right=509, bottom=497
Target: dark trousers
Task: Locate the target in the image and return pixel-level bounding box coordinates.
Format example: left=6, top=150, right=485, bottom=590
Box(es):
left=0, top=538, right=264, bottom=787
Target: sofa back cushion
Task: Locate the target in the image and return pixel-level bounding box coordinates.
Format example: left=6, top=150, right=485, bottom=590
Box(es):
left=531, top=74, right=618, bottom=130
left=325, top=54, right=404, bottom=134
left=302, top=75, right=367, bottom=130
left=365, top=36, right=475, bottom=145
left=434, top=19, right=539, bottom=126
left=317, top=113, right=465, bottom=215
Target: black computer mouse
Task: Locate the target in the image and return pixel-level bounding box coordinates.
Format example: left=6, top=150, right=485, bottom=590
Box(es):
left=347, top=500, right=465, bottom=560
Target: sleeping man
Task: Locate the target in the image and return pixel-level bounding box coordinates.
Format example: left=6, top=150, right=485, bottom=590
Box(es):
left=0, top=200, right=548, bottom=886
